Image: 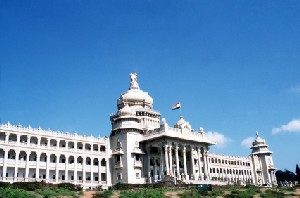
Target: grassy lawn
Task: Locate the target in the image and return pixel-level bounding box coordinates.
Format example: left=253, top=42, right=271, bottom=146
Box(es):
left=91, top=185, right=300, bottom=198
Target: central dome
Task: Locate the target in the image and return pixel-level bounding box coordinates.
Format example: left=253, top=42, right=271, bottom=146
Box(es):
left=117, top=73, right=153, bottom=110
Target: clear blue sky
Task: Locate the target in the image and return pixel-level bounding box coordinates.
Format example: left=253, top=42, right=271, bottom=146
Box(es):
left=1, top=1, right=300, bottom=172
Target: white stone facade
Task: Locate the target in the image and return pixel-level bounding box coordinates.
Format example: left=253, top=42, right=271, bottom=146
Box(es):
left=0, top=123, right=111, bottom=189
left=0, top=73, right=277, bottom=188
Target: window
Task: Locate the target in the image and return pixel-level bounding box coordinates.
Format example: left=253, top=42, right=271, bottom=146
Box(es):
left=100, top=145, right=106, bottom=152
left=101, top=173, right=106, bottom=181
left=101, top=159, right=106, bottom=166
left=136, top=173, right=140, bottom=178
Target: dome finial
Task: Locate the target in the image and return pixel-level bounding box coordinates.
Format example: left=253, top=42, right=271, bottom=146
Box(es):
left=129, top=73, right=139, bottom=90
left=256, top=131, right=259, bottom=138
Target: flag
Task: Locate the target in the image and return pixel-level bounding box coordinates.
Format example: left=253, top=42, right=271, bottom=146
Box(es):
left=172, top=102, right=181, bottom=110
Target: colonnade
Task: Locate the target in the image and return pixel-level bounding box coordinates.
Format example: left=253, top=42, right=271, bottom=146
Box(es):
left=146, top=143, right=211, bottom=182
left=0, top=148, right=108, bottom=185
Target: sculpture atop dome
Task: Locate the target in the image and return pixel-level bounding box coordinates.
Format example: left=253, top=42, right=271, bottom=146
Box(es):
left=129, top=73, right=139, bottom=90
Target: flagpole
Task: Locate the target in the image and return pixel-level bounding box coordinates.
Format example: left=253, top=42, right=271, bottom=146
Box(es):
left=180, top=102, right=182, bottom=117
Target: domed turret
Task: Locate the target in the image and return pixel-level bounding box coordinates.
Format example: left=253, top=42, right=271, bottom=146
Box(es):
left=118, top=103, right=134, bottom=116
left=174, top=115, right=191, bottom=130
left=117, top=73, right=153, bottom=110
left=252, top=131, right=265, bottom=146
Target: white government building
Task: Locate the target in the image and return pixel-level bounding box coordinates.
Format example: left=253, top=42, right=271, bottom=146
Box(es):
left=0, top=73, right=277, bottom=189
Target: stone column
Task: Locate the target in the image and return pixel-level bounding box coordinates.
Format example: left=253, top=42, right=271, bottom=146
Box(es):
left=191, top=148, right=195, bottom=180
left=3, top=149, right=8, bottom=181
left=55, top=155, right=59, bottom=183
left=183, top=147, right=187, bottom=178
left=46, top=153, right=50, bottom=182
left=5, top=132, right=10, bottom=144
left=27, top=136, right=30, bottom=146
left=206, top=153, right=211, bottom=180
left=66, top=141, right=69, bottom=150
left=65, top=155, right=69, bottom=182
left=153, top=157, right=156, bottom=181
left=14, top=150, right=20, bottom=182
left=159, top=147, right=164, bottom=179
left=17, top=134, right=20, bottom=145
left=37, top=137, right=41, bottom=147
left=83, top=157, right=86, bottom=184
left=168, top=145, right=173, bottom=176
left=175, top=146, right=180, bottom=180
left=91, top=157, right=94, bottom=184
left=147, top=147, right=151, bottom=183
left=203, top=150, right=209, bottom=180
left=74, top=155, right=78, bottom=184
left=36, top=152, right=41, bottom=181
left=98, top=158, right=101, bottom=184
left=164, top=145, right=169, bottom=175
left=25, top=151, right=30, bottom=181
left=47, top=138, right=50, bottom=149
left=197, top=148, right=203, bottom=180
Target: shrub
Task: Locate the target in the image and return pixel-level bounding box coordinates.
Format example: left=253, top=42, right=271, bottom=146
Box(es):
left=35, top=187, right=78, bottom=198
left=0, top=187, right=36, bottom=198
left=120, top=188, right=165, bottom=198
left=56, top=182, right=82, bottom=191
left=0, top=182, right=10, bottom=188
left=92, top=189, right=113, bottom=198
left=181, top=189, right=201, bottom=198
left=211, top=189, right=224, bottom=196
left=261, top=189, right=285, bottom=198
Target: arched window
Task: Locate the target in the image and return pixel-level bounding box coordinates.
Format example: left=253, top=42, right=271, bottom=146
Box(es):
left=101, top=158, right=106, bottom=166
left=100, top=145, right=106, bottom=152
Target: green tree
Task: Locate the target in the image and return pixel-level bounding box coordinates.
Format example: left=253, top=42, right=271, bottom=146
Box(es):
left=296, top=164, right=300, bottom=181
left=275, top=169, right=296, bottom=182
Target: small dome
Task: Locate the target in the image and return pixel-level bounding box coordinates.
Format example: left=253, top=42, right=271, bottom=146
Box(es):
left=119, top=103, right=134, bottom=116
left=252, top=131, right=265, bottom=146
left=174, top=116, right=191, bottom=130
left=117, top=73, right=153, bottom=110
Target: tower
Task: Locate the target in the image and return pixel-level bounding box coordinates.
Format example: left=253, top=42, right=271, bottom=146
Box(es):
left=250, top=132, right=277, bottom=186
left=109, top=73, right=161, bottom=184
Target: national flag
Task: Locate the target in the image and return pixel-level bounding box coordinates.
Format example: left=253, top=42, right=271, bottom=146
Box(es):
left=172, top=102, right=181, bottom=110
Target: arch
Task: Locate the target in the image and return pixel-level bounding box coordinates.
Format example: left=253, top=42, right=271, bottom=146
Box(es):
left=29, top=151, right=37, bottom=161
left=50, top=154, right=56, bottom=163
left=86, top=157, right=91, bottom=165
left=85, top=143, right=91, bottom=151
left=40, top=153, right=47, bottom=162
left=19, top=151, right=27, bottom=161
left=92, top=144, right=98, bottom=151
left=77, top=156, right=83, bottom=164
left=20, top=135, right=27, bottom=144
left=93, top=158, right=99, bottom=166
left=0, top=132, right=5, bottom=141
left=8, top=133, right=17, bottom=142
left=59, top=155, right=66, bottom=163
left=8, top=149, right=16, bottom=159
left=101, top=158, right=106, bottom=166
left=30, top=136, right=38, bottom=145
left=40, top=137, right=48, bottom=147
left=68, top=141, right=75, bottom=149
left=77, top=142, right=83, bottom=150
left=59, top=140, right=66, bottom=148
left=50, top=139, right=57, bottom=147
left=0, top=148, right=4, bottom=158
left=100, top=145, right=106, bottom=152
left=68, top=156, right=75, bottom=164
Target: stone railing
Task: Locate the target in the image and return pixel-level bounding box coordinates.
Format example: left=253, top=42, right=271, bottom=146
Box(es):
left=0, top=122, right=108, bottom=143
